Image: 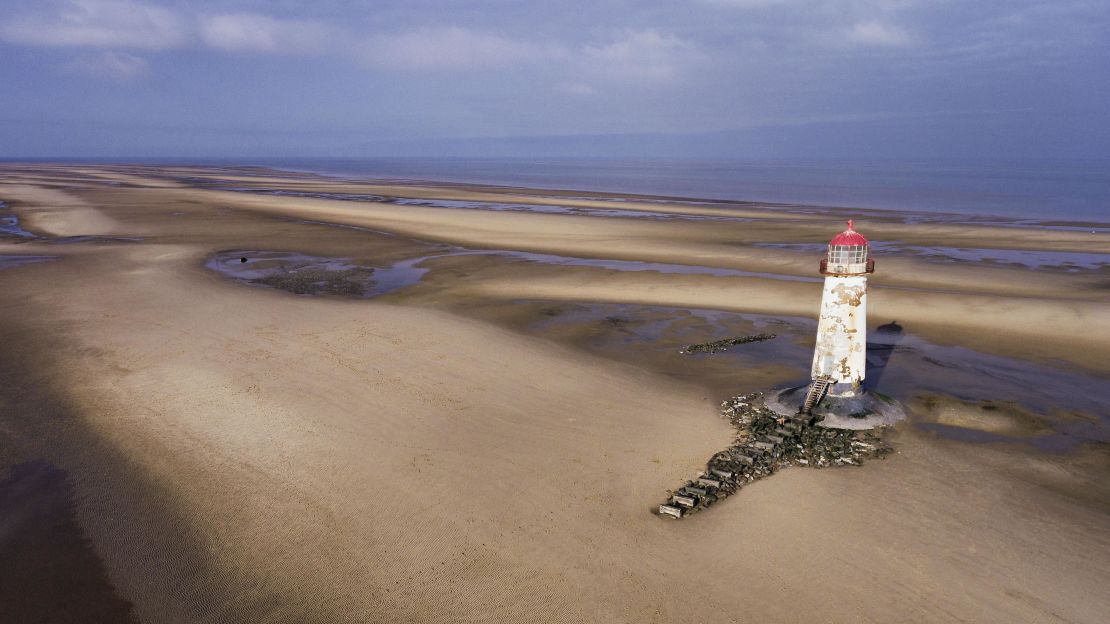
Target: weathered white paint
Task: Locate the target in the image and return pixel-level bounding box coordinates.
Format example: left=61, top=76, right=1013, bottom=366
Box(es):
left=811, top=274, right=867, bottom=397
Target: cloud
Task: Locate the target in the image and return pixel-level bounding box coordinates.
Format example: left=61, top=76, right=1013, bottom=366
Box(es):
left=66, top=50, right=150, bottom=80
left=0, top=0, right=187, bottom=50
left=199, top=13, right=330, bottom=54
left=582, top=30, right=702, bottom=82
left=355, top=27, right=704, bottom=85
left=360, top=27, right=546, bottom=70
left=357, top=26, right=702, bottom=83
left=846, top=20, right=913, bottom=46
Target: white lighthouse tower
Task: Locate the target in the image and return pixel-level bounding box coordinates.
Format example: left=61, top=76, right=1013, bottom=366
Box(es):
left=803, top=220, right=874, bottom=412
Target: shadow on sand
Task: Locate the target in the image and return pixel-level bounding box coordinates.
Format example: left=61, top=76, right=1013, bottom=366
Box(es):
left=865, top=320, right=904, bottom=392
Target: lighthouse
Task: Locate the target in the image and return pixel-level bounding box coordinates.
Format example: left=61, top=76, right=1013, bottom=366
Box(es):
left=803, top=220, right=875, bottom=413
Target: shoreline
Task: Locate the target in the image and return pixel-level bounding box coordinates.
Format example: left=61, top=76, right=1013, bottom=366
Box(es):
left=149, top=162, right=1110, bottom=229
left=6, top=160, right=1110, bottom=228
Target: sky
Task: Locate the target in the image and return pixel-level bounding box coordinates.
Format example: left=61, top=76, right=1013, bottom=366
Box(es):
left=0, top=0, right=1108, bottom=158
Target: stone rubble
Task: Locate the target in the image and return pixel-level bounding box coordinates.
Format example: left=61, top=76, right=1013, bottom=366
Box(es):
left=658, top=391, right=892, bottom=519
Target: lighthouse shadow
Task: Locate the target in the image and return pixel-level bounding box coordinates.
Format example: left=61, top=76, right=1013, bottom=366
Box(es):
left=865, top=320, right=904, bottom=392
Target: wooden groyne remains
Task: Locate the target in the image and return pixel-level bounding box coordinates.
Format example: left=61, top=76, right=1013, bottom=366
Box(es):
left=658, top=392, right=892, bottom=519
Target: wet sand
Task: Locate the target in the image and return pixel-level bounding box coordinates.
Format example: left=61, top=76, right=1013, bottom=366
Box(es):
left=1, top=163, right=1108, bottom=623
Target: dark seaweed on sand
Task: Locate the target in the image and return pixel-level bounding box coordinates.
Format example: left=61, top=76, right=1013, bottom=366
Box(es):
left=681, top=333, right=776, bottom=354
left=255, top=267, right=375, bottom=296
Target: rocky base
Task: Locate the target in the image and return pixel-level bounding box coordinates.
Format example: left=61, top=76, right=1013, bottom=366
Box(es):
left=657, top=392, right=893, bottom=519
left=767, top=385, right=907, bottom=430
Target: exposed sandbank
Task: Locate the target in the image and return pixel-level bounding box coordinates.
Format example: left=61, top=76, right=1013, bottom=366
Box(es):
left=1, top=163, right=1108, bottom=623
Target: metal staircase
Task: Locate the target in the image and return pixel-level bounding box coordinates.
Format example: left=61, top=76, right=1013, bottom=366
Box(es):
left=801, top=376, right=833, bottom=414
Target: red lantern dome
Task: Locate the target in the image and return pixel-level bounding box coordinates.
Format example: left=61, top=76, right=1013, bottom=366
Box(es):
left=821, top=220, right=874, bottom=276
left=828, top=220, right=868, bottom=247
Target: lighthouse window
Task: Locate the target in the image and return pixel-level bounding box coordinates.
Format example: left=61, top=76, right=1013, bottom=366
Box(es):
left=828, top=245, right=868, bottom=264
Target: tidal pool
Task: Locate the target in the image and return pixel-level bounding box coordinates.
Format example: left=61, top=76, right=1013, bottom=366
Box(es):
left=206, top=251, right=439, bottom=298
left=0, top=201, right=36, bottom=238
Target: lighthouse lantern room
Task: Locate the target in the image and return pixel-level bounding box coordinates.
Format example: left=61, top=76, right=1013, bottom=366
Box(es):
left=807, top=220, right=875, bottom=408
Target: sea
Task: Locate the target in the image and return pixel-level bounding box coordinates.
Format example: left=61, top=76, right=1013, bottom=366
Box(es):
left=9, top=156, right=1110, bottom=223
left=233, top=157, right=1110, bottom=224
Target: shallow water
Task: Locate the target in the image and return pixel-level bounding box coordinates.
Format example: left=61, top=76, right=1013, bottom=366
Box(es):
left=912, top=422, right=1074, bottom=453
left=905, top=246, right=1110, bottom=270
left=389, top=197, right=748, bottom=222
left=368, top=256, right=434, bottom=294
left=48, top=236, right=144, bottom=245
left=523, top=303, right=1110, bottom=449
left=222, top=186, right=751, bottom=222
left=206, top=251, right=431, bottom=298
left=0, top=202, right=36, bottom=238
left=478, top=250, right=820, bottom=282
left=0, top=255, right=56, bottom=270
left=904, top=214, right=1110, bottom=233
left=756, top=242, right=1110, bottom=270
left=217, top=187, right=389, bottom=203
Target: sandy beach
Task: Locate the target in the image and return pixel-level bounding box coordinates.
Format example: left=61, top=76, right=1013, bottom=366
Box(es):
left=2, top=164, right=1108, bottom=623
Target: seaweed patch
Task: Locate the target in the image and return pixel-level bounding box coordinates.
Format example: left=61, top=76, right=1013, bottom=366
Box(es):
left=680, top=333, right=777, bottom=354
